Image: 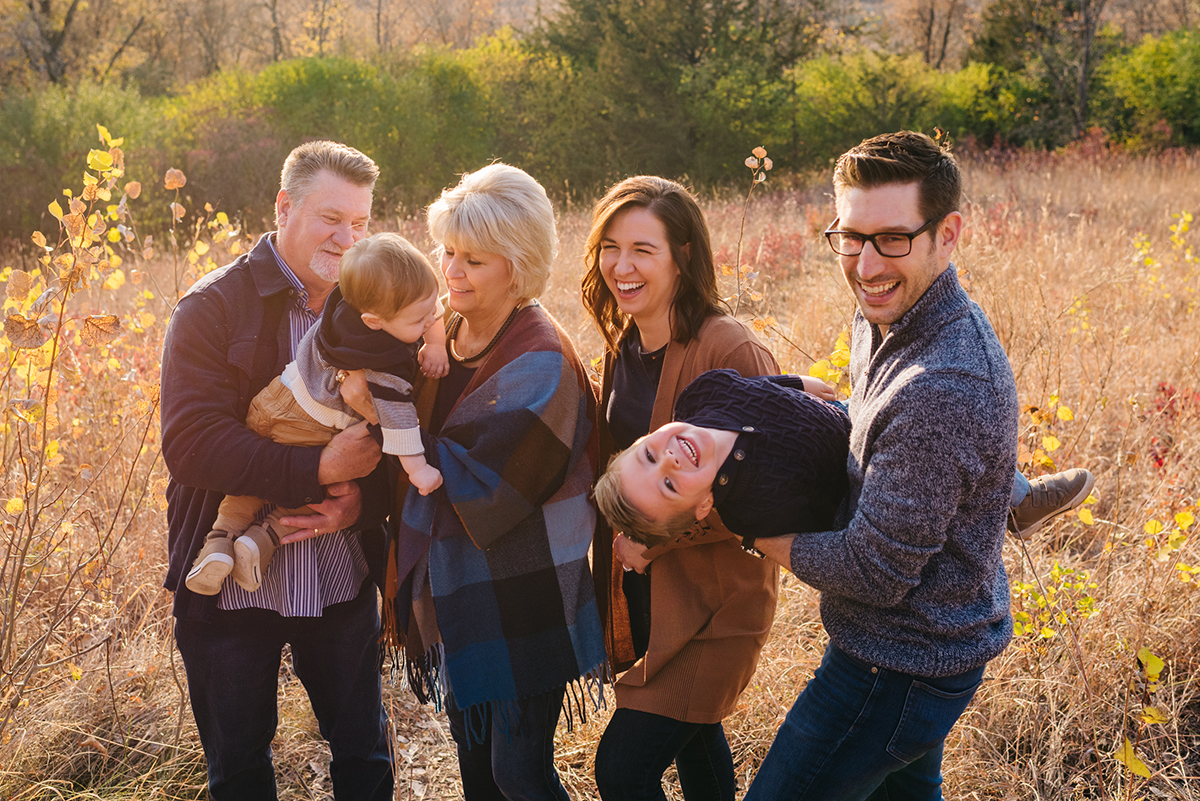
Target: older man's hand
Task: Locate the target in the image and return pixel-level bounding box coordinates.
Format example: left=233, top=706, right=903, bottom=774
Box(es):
left=318, top=421, right=381, bottom=484
left=278, top=481, right=363, bottom=543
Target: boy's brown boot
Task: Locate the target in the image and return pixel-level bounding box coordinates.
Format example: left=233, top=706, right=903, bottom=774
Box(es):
left=185, top=534, right=235, bottom=596
left=232, top=519, right=283, bottom=592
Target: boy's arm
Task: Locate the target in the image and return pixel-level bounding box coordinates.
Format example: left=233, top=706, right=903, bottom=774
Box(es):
left=398, top=452, right=442, bottom=495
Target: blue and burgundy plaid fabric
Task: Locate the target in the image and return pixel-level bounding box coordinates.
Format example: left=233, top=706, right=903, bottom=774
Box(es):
left=387, top=304, right=608, bottom=737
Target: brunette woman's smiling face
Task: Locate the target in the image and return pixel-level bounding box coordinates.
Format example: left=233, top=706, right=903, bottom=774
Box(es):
left=599, top=207, right=682, bottom=335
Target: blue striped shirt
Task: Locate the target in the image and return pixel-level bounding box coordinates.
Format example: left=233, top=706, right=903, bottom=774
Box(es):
left=217, top=234, right=370, bottom=616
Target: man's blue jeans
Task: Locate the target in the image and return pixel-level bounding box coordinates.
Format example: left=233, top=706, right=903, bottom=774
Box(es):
left=745, top=643, right=985, bottom=801
left=594, top=708, right=736, bottom=801
left=174, top=586, right=392, bottom=801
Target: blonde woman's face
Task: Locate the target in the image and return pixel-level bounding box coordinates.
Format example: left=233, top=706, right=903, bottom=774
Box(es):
left=440, top=244, right=513, bottom=319
left=599, top=207, right=681, bottom=329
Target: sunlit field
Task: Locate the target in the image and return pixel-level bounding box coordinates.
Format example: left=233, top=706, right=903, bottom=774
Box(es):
left=2, top=143, right=1199, bottom=800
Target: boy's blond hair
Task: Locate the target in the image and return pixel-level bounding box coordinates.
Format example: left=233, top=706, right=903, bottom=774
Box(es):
left=593, top=449, right=700, bottom=549
left=339, top=233, right=438, bottom=318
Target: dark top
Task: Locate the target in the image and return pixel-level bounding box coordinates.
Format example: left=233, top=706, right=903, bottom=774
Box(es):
left=607, top=327, right=667, bottom=451
left=675, top=369, right=852, bottom=539
left=318, top=287, right=419, bottom=376
left=430, top=357, right=478, bottom=436
left=605, top=326, right=665, bottom=658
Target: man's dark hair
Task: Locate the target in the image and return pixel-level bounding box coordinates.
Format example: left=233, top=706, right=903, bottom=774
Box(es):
left=833, top=131, right=961, bottom=224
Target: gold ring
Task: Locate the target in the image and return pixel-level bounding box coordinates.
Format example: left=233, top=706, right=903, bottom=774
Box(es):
left=313, top=528, right=320, bottom=536
left=334, top=370, right=349, bottom=385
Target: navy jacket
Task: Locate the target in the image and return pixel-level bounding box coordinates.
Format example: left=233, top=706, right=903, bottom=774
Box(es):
left=160, top=235, right=389, bottom=621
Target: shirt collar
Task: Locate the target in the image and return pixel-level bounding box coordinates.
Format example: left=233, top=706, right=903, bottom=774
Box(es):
left=265, top=233, right=311, bottom=307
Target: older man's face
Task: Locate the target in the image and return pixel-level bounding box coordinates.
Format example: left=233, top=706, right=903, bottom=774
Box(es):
left=834, top=181, right=960, bottom=334
left=276, top=170, right=373, bottom=286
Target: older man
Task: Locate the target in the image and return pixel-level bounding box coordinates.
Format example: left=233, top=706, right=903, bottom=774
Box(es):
left=161, top=141, right=391, bottom=800
left=746, top=131, right=1023, bottom=800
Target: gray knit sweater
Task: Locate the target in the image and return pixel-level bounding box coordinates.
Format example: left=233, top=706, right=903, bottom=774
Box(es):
left=789, top=267, right=1017, bottom=677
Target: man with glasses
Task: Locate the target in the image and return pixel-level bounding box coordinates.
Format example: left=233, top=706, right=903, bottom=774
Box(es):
left=743, top=131, right=1057, bottom=799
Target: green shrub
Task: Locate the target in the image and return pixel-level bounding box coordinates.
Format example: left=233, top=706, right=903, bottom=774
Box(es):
left=1101, top=29, right=1200, bottom=147
left=0, top=82, right=159, bottom=240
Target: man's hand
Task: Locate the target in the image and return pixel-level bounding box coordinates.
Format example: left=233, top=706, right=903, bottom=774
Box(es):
left=801, top=376, right=838, bottom=402
left=750, top=534, right=796, bottom=571
left=318, top=421, right=382, bottom=484
left=614, top=533, right=652, bottom=574
left=338, top=370, right=378, bottom=424
left=279, top=481, right=363, bottom=544
left=418, top=341, right=450, bottom=378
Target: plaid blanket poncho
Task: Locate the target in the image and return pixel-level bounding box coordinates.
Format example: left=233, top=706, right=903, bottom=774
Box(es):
left=384, top=303, right=608, bottom=740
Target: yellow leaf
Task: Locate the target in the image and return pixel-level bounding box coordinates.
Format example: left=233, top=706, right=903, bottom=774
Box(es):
left=106, top=357, right=119, bottom=370
left=1057, top=406, right=1075, bottom=421
left=1042, top=435, right=1061, bottom=452
left=68, top=661, right=82, bottom=681
left=1079, top=508, right=1094, bottom=525
left=1138, top=706, right=1169, bottom=725
left=32, top=230, right=47, bottom=249
left=1039, top=627, right=1056, bottom=639
left=1144, top=520, right=1164, bottom=536
left=5, top=497, right=25, bottom=515
left=194, top=240, right=209, bottom=255
left=87, top=149, right=114, bottom=171
left=1112, top=738, right=1152, bottom=778
left=96, top=124, right=111, bottom=145
left=140, top=311, right=156, bottom=328
left=809, top=359, right=832, bottom=381
left=1137, top=648, right=1164, bottom=682
left=102, top=270, right=125, bottom=291
left=49, top=200, right=64, bottom=220
left=1176, top=511, right=1195, bottom=530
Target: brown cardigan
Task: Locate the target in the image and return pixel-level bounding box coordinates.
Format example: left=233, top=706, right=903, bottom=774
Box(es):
left=593, top=313, right=781, bottom=724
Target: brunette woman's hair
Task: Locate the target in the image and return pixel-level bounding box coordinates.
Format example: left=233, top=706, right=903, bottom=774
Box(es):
left=581, top=176, right=723, bottom=352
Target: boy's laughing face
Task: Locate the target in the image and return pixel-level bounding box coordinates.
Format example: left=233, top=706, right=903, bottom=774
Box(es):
left=617, top=421, right=728, bottom=527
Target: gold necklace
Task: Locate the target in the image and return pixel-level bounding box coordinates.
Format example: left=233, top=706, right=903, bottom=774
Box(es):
left=447, top=304, right=525, bottom=363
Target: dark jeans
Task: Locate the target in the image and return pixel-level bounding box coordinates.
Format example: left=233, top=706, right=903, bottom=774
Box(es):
left=745, top=642, right=985, bottom=801
left=445, top=686, right=570, bottom=801
left=595, top=708, right=736, bottom=801
left=174, top=586, right=392, bottom=801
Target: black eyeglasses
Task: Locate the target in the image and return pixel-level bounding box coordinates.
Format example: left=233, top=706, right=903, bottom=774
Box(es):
left=823, top=215, right=945, bottom=258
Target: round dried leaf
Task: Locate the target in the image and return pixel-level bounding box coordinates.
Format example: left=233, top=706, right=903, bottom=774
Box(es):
left=164, top=168, right=187, bottom=190
left=81, top=314, right=121, bottom=346
left=4, top=314, right=50, bottom=348
left=5, top=270, right=34, bottom=301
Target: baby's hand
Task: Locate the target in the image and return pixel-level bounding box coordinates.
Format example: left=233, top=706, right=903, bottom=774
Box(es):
left=419, top=341, right=450, bottom=378
left=409, top=463, right=443, bottom=496
left=801, top=375, right=837, bottom=402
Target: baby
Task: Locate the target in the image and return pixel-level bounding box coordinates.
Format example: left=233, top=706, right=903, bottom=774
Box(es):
left=595, top=368, right=1096, bottom=553
left=594, top=369, right=853, bottom=550
left=186, top=232, right=447, bottom=596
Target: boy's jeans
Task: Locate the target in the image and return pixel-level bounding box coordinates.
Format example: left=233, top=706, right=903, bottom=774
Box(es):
left=745, top=643, right=984, bottom=801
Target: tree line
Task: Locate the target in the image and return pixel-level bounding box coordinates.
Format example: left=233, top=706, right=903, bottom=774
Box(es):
left=2, top=0, right=1199, bottom=240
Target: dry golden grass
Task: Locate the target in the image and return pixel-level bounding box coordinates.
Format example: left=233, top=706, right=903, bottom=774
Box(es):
left=2, top=147, right=1199, bottom=800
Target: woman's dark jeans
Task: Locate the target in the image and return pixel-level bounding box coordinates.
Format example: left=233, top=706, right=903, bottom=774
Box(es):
left=595, top=708, right=736, bottom=801
left=445, top=686, right=570, bottom=801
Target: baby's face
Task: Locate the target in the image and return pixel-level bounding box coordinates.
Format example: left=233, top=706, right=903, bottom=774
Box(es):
left=370, top=290, right=441, bottom=344
left=618, top=421, right=719, bottom=526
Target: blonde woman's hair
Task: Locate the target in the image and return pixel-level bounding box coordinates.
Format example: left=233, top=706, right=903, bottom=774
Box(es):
left=279, top=140, right=379, bottom=214
left=593, top=449, right=699, bottom=549
left=427, top=163, right=556, bottom=301
left=339, top=233, right=438, bottom=318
